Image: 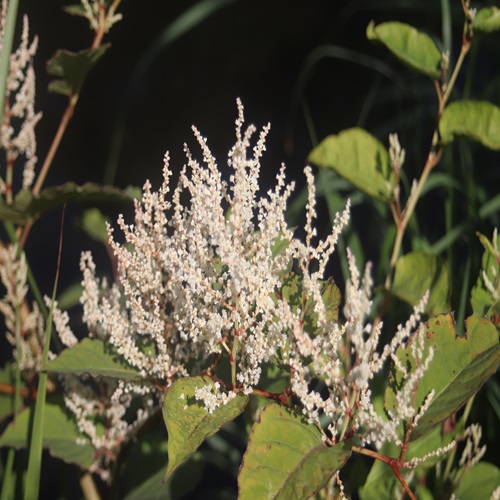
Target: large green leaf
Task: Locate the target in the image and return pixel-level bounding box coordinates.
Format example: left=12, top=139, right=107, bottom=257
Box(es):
left=238, top=403, right=351, bottom=499
left=0, top=183, right=140, bottom=225
left=391, top=252, right=451, bottom=315
left=470, top=231, right=500, bottom=320
left=0, top=397, right=94, bottom=468
left=162, top=376, right=248, bottom=480
left=385, top=313, right=499, bottom=441
left=46, top=45, right=110, bottom=96
left=46, top=338, right=142, bottom=380
left=439, top=101, right=500, bottom=150
left=454, top=462, right=500, bottom=500
left=366, top=21, right=441, bottom=79
left=308, top=128, right=394, bottom=202
left=474, top=7, right=500, bottom=33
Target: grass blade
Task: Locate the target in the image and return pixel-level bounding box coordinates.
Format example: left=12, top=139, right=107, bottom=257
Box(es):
left=24, top=207, right=65, bottom=500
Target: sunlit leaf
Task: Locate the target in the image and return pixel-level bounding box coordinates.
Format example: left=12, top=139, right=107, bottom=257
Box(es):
left=474, top=7, right=500, bottom=33
left=385, top=313, right=500, bottom=441
left=46, top=338, right=142, bottom=380
left=162, top=376, right=248, bottom=480
left=391, top=252, right=451, bottom=315
left=308, top=128, right=394, bottom=202
left=440, top=101, right=500, bottom=150
left=238, top=403, right=351, bottom=499
left=366, top=21, right=441, bottom=78
left=0, top=397, right=94, bottom=468
left=47, top=45, right=110, bottom=96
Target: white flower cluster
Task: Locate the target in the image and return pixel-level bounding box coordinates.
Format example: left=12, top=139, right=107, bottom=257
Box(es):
left=77, top=100, right=349, bottom=413
left=0, top=244, right=45, bottom=371
left=287, top=247, right=433, bottom=449
left=80, top=0, right=122, bottom=34
left=0, top=0, right=41, bottom=193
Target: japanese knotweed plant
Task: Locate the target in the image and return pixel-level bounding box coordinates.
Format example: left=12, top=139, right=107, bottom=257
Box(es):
left=0, top=1, right=499, bottom=499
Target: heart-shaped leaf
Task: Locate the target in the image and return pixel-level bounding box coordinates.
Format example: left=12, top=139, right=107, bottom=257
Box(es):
left=162, top=376, right=248, bottom=480
left=308, top=128, right=394, bottom=202
left=367, top=21, right=441, bottom=78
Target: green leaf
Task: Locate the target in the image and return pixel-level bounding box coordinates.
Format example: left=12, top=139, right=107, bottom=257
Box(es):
left=0, top=183, right=139, bottom=225
left=0, top=363, right=15, bottom=423
left=454, top=462, right=500, bottom=500
left=385, top=313, right=500, bottom=441
left=474, top=7, right=500, bottom=33
left=81, top=208, right=110, bottom=244
left=391, top=252, right=451, bottom=315
left=366, top=21, right=441, bottom=79
left=63, top=4, right=88, bottom=17
left=308, top=128, right=394, bottom=202
left=0, top=397, right=94, bottom=468
left=46, top=45, right=110, bottom=96
left=281, top=272, right=341, bottom=334
left=162, top=376, right=248, bottom=480
left=470, top=231, right=500, bottom=319
left=57, top=282, right=84, bottom=310
left=238, top=403, right=351, bottom=499
left=46, top=338, right=142, bottom=380
left=440, top=101, right=500, bottom=150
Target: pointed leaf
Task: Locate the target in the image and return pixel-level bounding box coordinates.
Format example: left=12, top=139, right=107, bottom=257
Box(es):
left=46, top=338, right=142, bottom=380
left=0, top=397, right=94, bottom=468
left=81, top=208, right=110, bottom=244
left=63, top=4, right=88, bottom=17
left=0, top=183, right=140, bottom=225
left=162, top=376, right=248, bottom=480
left=308, top=128, right=394, bottom=202
left=440, top=101, right=500, bottom=150
left=366, top=21, right=441, bottom=78
left=239, top=403, right=351, bottom=499
left=385, top=313, right=500, bottom=441
left=391, top=252, right=451, bottom=315
left=46, top=45, right=110, bottom=96
left=474, top=7, right=500, bottom=33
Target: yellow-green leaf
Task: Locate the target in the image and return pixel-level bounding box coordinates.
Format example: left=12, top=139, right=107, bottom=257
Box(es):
left=308, top=128, right=394, bottom=202
left=475, top=7, right=500, bottom=33
left=440, top=101, right=500, bottom=150
left=238, top=403, right=351, bottom=499
left=385, top=313, right=499, bottom=441
left=162, top=376, right=248, bottom=480
left=366, top=21, right=441, bottom=79
left=391, top=252, right=451, bottom=315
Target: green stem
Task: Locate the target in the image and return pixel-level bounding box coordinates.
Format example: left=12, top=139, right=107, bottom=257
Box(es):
left=0, top=0, right=20, bottom=126
left=24, top=207, right=65, bottom=500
